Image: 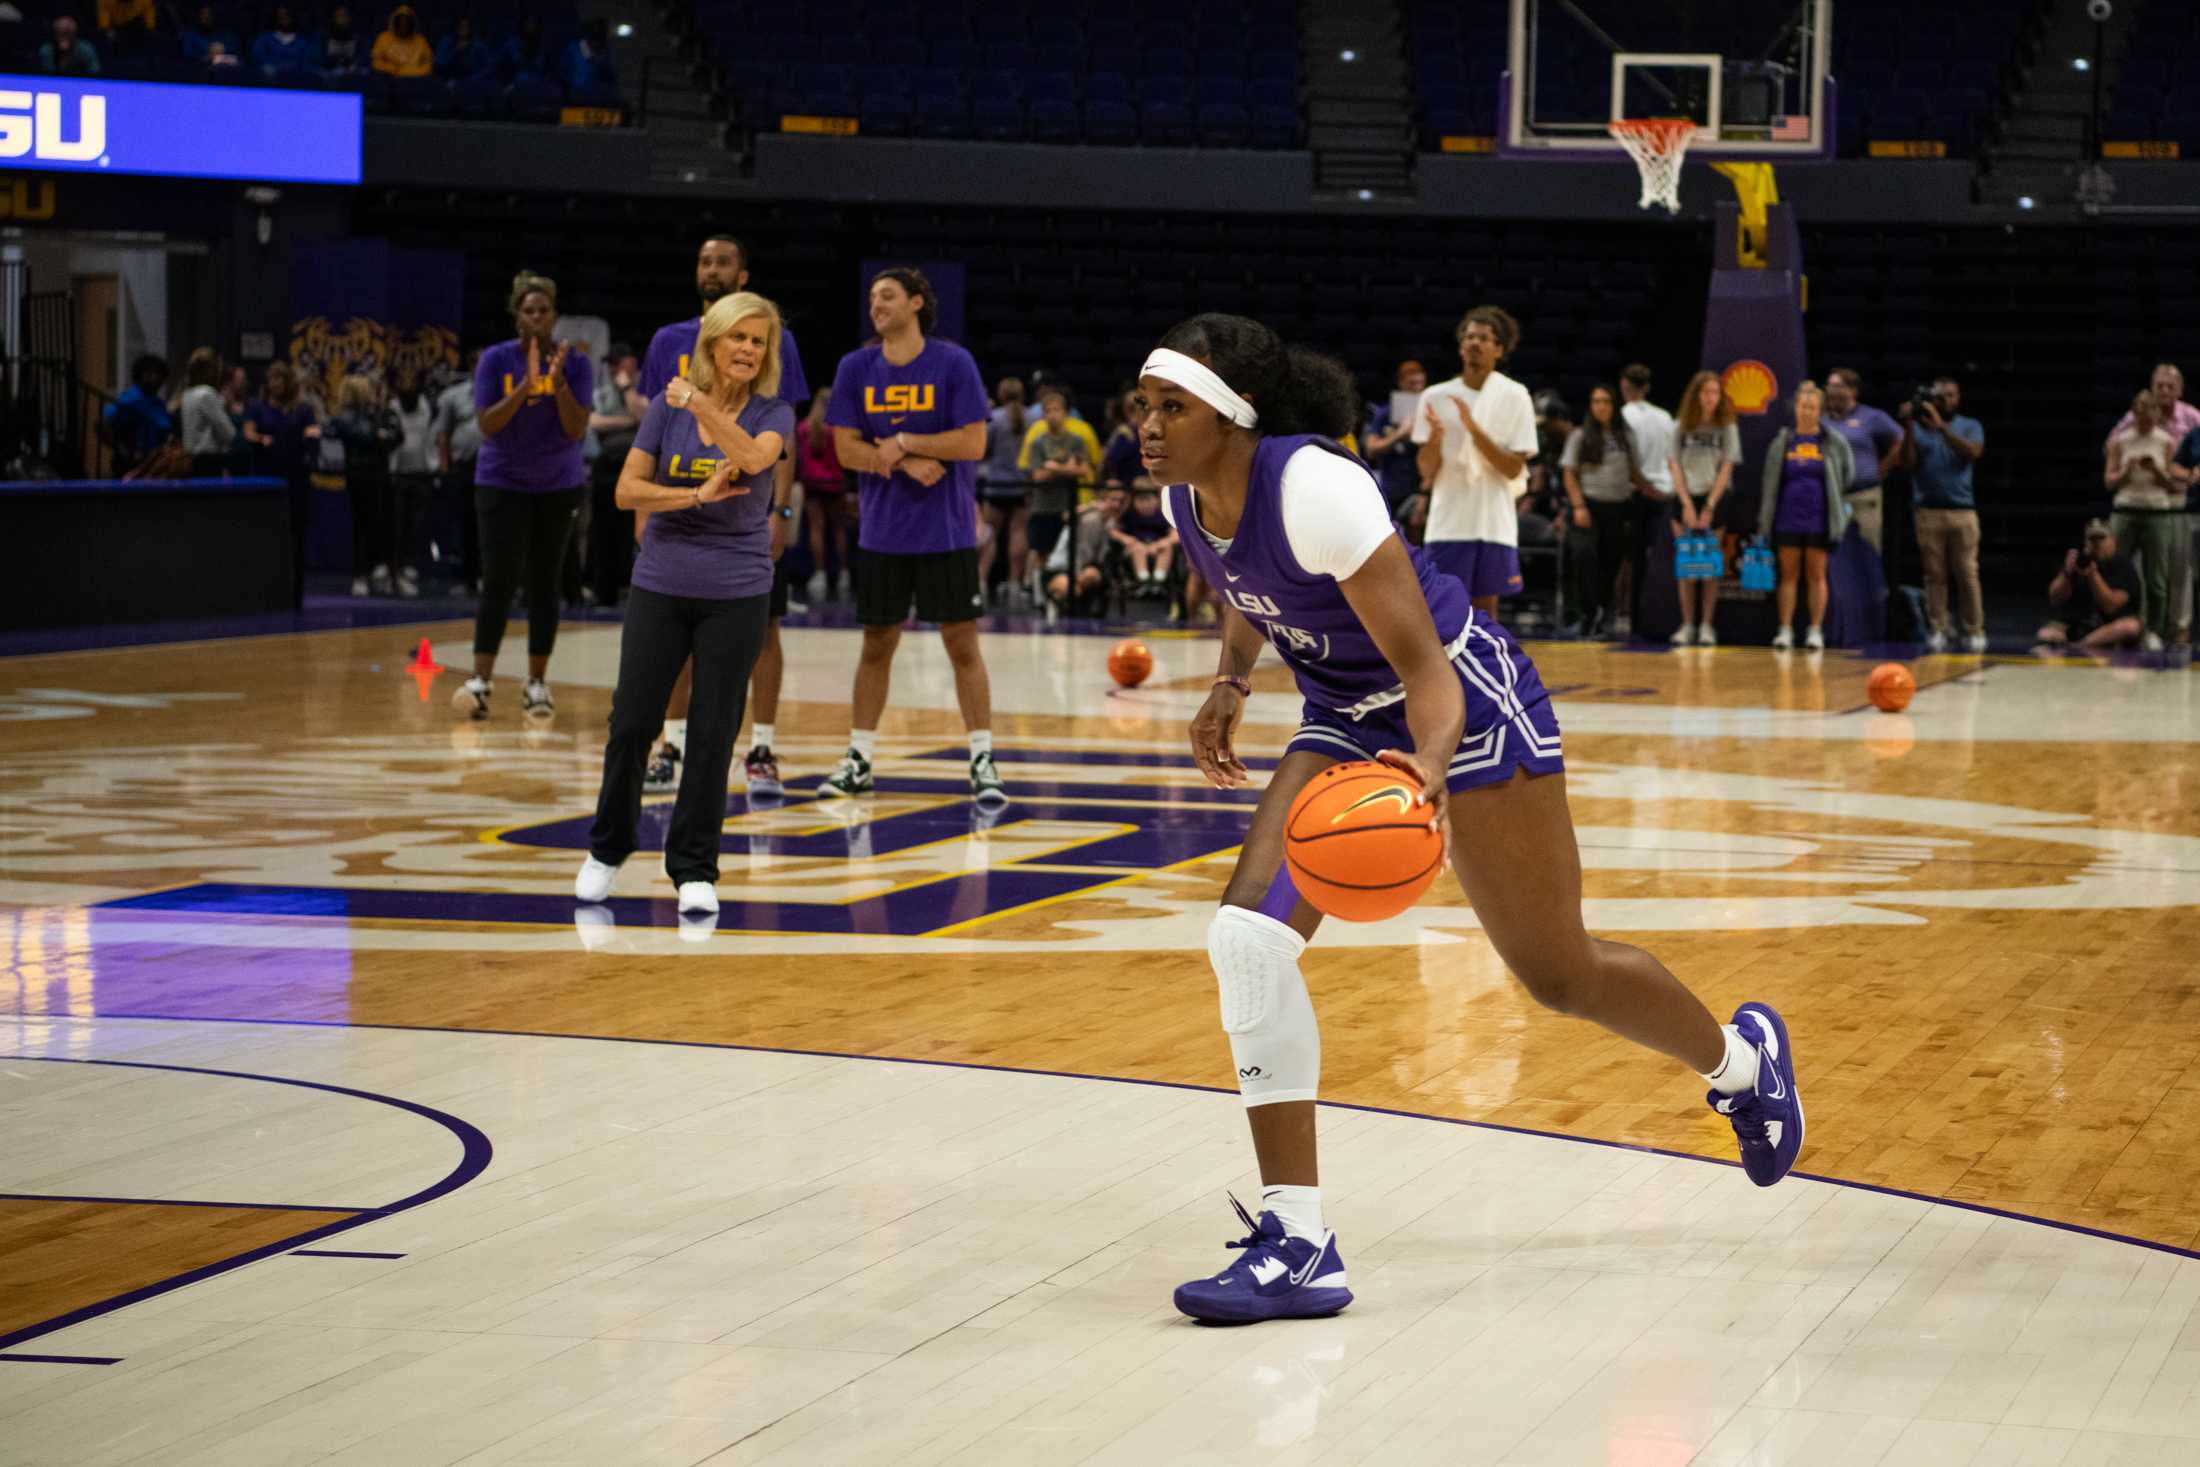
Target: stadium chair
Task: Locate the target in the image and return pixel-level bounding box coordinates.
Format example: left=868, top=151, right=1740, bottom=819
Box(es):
left=1146, top=47, right=1193, bottom=77
left=1033, top=43, right=1082, bottom=75
left=929, top=36, right=978, bottom=70
left=973, top=68, right=1025, bottom=100
left=1084, top=71, right=1132, bottom=103
left=1028, top=95, right=1081, bottom=143
left=1138, top=75, right=1192, bottom=108
left=915, top=90, right=970, bottom=138
left=1141, top=99, right=1194, bottom=146
left=507, top=75, right=562, bottom=123
left=983, top=42, right=1033, bottom=73
left=973, top=96, right=1025, bottom=141
left=1249, top=101, right=1298, bottom=148
left=1195, top=102, right=1251, bottom=147
left=1083, top=98, right=1138, bottom=145
left=859, top=92, right=913, bottom=135
left=452, top=74, right=505, bottom=119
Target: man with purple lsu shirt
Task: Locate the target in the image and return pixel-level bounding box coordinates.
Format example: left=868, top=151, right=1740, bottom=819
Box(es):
left=636, top=235, right=811, bottom=798
left=817, top=266, right=1006, bottom=804
left=1412, top=305, right=1539, bottom=618
left=1133, top=313, right=1803, bottom=1325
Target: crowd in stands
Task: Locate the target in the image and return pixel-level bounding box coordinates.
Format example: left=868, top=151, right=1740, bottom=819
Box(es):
left=12, top=0, right=621, bottom=118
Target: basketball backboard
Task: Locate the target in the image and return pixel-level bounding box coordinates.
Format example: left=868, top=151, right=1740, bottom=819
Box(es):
left=1502, top=0, right=1834, bottom=160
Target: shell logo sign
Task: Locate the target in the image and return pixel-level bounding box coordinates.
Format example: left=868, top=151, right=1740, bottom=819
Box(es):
left=1722, top=360, right=1779, bottom=415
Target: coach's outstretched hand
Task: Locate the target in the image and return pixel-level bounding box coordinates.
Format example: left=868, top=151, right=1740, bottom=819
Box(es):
left=695, top=460, right=746, bottom=504
left=1190, top=683, right=1251, bottom=789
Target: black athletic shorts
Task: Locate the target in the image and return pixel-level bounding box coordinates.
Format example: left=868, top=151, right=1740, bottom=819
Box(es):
left=856, top=546, right=984, bottom=626
left=770, top=557, right=792, bottom=618
left=1771, top=531, right=1831, bottom=552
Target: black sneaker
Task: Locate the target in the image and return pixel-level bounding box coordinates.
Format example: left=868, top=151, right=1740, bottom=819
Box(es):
left=645, top=742, right=681, bottom=792
left=744, top=745, right=783, bottom=797
left=969, top=749, right=1008, bottom=805
left=520, top=679, right=554, bottom=718
left=817, top=749, right=873, bottom=798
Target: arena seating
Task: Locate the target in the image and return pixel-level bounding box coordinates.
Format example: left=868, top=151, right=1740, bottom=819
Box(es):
left=694, top=0, right=1304, bottom=148
left=4, top=0, right=622, bottom=123
left=2103, top=1, right=2200, bottom=151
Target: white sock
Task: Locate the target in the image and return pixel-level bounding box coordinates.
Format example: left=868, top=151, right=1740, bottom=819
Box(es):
left=662, top=717, right=687, bottom=751
left=850, top=728, right=877, bottom=761
left=1261, top=1184, right=1324, bottom=1242
left=751, top=723, right=774, bottom=751
left=1702, top=1024, right=1760, bottom=1096
left=968, top=728, right=993, bottom=757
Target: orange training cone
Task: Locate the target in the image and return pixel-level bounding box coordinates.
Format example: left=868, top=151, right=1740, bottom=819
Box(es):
left=408, top=638, right=446, bottom=701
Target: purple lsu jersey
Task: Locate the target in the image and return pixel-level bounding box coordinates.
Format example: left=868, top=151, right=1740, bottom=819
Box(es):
left=1169, top=435, right=1564, bottom=791
left=1169, top=436, right=1470, bottom=713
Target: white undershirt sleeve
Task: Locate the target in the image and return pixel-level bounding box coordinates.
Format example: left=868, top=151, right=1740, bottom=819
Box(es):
left=1279, top=445, right=1399, bottom=580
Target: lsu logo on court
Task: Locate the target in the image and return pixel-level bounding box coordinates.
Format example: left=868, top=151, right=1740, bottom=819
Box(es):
left=0, top=91, right=105, bottom=163
left=863, top=384, right=934, bottom=416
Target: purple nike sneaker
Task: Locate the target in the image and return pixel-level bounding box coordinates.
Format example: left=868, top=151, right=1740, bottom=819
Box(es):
left=1173, top=1194, right=1353, bottom=1324
left=1710, top=1002, right=1804, bottom=1186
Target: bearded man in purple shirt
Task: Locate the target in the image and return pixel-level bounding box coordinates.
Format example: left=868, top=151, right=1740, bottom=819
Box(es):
left=817, top=267, right=1004, bottom=804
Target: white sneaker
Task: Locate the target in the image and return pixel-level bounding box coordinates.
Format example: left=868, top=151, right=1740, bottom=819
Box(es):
left=451, top=675, right=491, bottom=720
left=521, top=679, right=554, bottom=718
left=370, top=564, right=393, bottom=595
left=572, top=903, right=616, bottom=950
left=574, top=856, right=622, bottom=902
left=1771, top=627, right=1794, bottom=651
left=1669, top=623, right=1696, bottom=647
left=1804, top=626, right=1825, bottom=652
left=1696, top=624, right=1718, bottom=648
left=2142, top=631, right=2164, bottom=653
left=676, top=880, right=719, bottom=914
left=397, top=567, right=421, bottom=598
left=1924, top=630, right=1948, bottom=653
left=350, top=575, right=370, bottom=597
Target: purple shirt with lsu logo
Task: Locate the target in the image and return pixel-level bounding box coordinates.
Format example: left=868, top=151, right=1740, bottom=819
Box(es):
left=640, top=318, right=809, bottom=406
left=825, top=337, right=989, bottom=554
left=1167, top=435, right=1471, bottom=714
left=473, top=337, right=592, bottom=491
left=629, top=391, right=796, bottom=601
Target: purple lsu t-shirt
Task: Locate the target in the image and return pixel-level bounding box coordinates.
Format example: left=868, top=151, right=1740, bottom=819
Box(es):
left=826, top=338, right=989, bottom=555
left=640, top=317, right=809, bottom=406
left=1774, top=432, right=1830, bottom=536
left=1828, top=403, right=1900, bottom=490
left=629, top=392, right=797, bottom=602
left=472, top=338, right=592, bottom=492
left=1167, top=435, right=1470, bottom=714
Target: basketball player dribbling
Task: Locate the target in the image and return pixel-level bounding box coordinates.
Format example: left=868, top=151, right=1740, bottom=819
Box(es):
left=1138, top=315, right=1803, bottom=1324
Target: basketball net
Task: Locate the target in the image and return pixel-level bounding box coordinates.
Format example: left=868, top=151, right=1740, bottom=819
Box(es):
left=1609, top=118, right=1699, bottom=214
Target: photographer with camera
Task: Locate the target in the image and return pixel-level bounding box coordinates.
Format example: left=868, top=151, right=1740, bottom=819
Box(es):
left=1894, top=376, right=1986, bottom=652
left=2037, top=519, right=2141, bottom=652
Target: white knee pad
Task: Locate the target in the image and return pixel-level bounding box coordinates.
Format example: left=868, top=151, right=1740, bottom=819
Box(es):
left=1208, top=905, right=1320, bottom=1107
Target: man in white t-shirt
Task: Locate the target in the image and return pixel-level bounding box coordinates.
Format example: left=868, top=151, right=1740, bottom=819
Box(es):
left=1617, top=361, right=1677, bottom=632
left=1411, top=305, right=1539, bottom=614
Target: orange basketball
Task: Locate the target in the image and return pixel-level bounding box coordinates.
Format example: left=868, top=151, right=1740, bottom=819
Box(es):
left=1107, top=639, right=1153, bottom=688
left=1283, top=760, right=1444, bottom=922
left=1867, top=662, right=1915, bottom=713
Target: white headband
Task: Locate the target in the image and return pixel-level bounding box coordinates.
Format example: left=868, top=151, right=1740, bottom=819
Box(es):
left=1142, top=348, right=1259, bottom=429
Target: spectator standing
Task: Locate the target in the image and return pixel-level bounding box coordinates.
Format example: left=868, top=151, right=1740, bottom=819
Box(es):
left=1822, top=368, right=1901, bottom=554
left=388, top=370, right=436, bottom=597
left=820, top=266, right=1003, bottom=803
left=1012, top=387, right=1088, bottom=601
left=1560, top=384, right=1650, bottom=639
left=562, top=18, right=615, bottom=90
left=435, top=16, right=491, bottom=80
left=1757, top=381, right=1854, bottom=651
left=1362, top=359, right=1427, bottom=518
left=2116, top=364, right=2200, bottom=647
left=1895, top=376, right=1986, bottom=653
left=434, top=348, right=483, bottom=586
left=105, top=354, right=174, bottom=471
left=2105, top=363, right=2200, bottom=447
left=245, top=359, right=323, bottom=604
left=372, top=5, right=432, bottom=77
left=177, top=348, right=236, bottom=477
left=575, top=293, right=795, bottom=918
left=318, top=3, right=364, bottom=74
left=797, top=393, right=851, bottom=601
left=1412, top=305, right=1538, bottom=617
left=584, top=346, right=643, bottom=607
left=2104, top=387, right=2188, bottom=652
left=977, top=376, right=1031, bottom=603
left=1101, top=388, right=1144, bottom=488
left=329, top=374, right=399, bottom=596
left=1016, top=382, right=1102, bottom=478
left=2038, top=520, right=2141, bottom=652
left=1617, top=362, right=1675, bottom=633
left=1668, top=370, right=1740, bottom=646
left=1114, top=483, right=1178, bottom=596
left=40, top=15, right=99, bottom=74
left=250, top=4, right=311, bottom=76
left=451, top=271, right=591, bottom=721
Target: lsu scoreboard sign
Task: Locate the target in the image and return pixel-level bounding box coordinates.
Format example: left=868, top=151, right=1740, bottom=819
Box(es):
left=0, top=75, right=361, bottom=184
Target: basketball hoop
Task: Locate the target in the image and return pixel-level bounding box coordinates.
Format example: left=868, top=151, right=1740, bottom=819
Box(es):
left=1609, top=117, right=1699, bottom=214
